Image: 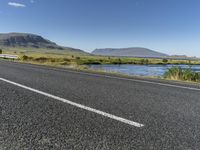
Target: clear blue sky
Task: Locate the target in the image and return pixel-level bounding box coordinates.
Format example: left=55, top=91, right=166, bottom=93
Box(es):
left=0, top=0, right=200, bottom=56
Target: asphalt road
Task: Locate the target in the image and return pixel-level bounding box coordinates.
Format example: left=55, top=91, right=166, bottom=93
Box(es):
left=1, top=60, right=200, bottom=150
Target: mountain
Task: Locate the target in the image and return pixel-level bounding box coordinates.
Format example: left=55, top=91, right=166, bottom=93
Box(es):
left=0, top=33, right=85, bottom=53
left=92, top=47, right=168, bottom=58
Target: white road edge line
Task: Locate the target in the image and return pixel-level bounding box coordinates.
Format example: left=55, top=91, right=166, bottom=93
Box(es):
left=0, top=77, right=144, bottom=128
left=5, top=61, right=200, bottom=91
left=62, top=70, right=200, bottom=91
left=29, top=64, right=200, bottom=91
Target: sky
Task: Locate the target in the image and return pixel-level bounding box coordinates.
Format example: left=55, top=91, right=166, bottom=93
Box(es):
left=0, top=0, right=200, bottom=56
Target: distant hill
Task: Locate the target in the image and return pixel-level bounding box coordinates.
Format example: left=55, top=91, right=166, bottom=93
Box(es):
left=0, top=33, right=86, bottom=53
left=92, top=47, right=168, bottom=58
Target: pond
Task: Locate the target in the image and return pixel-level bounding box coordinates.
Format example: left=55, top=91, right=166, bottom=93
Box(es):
left=87, top=64, right=200, bottom=77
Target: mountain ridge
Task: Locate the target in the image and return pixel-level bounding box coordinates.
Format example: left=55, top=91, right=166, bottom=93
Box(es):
left=92, top=47, right=168, bottom=58
left=0, top=32, right=85, bottom=53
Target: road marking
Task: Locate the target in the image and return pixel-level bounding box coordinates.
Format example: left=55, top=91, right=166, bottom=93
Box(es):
left=2, top=61, right=200, bottom=91
left=0, top=77, right=144, bottom=128
left=58, top=69, right=200, bottom=91
left=17, top=62, right=200, bottom=91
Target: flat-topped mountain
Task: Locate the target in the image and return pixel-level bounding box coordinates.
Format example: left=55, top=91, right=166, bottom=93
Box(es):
left=0, top=33, right=85, bottom=53
left=92, top=47, right=168, bottom=58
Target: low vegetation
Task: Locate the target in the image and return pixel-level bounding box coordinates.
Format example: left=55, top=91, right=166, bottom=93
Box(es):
left=18, top=54, right=200, bottom=66
left=164, top=67, right=200, bottom=82
left=1, top=47, right=200, bottom=66
left=2, top=48, right=200, bottom=83
left=18, top=54, right=200, bottom=65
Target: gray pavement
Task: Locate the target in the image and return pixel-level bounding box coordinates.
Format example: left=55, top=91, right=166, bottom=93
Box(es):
left=0, top=60, right=200, bottom=150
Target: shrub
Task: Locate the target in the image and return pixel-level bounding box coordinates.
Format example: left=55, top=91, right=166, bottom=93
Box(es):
left=164, top=66, right=200, bottom=82
left=21, top=55, right=29, bottom=61
left=164, top=67, right=183, bottom=80
left=182, top=68, right=194, bottom=81
left=118, top=58, right=122, bottom=64
left=34, top=57, right=48, bottom=62
left=63, top=58, right=70, bottom=62
left=162, top=59, right=168, bottom=63
left=193, top=73, right=200, bottom=82
left=144, top=59, right=149, bottom=64
left=140, top=59, right=149, bottom=65
left=0, top=49, right=2, bottom=54
left=50, top=59, right=56, bottom=63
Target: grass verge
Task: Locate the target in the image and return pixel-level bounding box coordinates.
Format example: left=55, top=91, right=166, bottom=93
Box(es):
left=164, top=67, right=200, bottom=82
left=1, top=48, right=200, bottom=84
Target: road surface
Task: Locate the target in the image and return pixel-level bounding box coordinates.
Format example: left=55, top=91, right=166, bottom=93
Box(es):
left=0, top=60, right=200, bottom=150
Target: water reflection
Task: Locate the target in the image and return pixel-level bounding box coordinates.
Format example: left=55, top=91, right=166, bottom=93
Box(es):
left=87, top=64, right=200, bottom=77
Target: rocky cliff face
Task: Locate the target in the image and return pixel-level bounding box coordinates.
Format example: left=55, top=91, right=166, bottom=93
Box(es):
left=0, top=33, right=86, bottom=53
left=0, top=33, right=60, bottom=48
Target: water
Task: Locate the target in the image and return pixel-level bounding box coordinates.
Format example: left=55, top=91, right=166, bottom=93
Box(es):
left=87, top=64, right=200, bottom=77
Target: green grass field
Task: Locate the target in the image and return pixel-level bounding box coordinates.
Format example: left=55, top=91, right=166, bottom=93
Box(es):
left=2, top=47, right=200, bottom=66
left=1, top=48, right=200, bottom=82
left=1, top=47, right=200, bottom=83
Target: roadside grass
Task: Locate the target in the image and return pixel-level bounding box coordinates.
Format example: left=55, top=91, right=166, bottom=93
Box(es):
left=2, top=47, right=200, bottom=65
left=164, top=67, right=200, bottom=82
left=18, top=53, right=200, bottom=66
left=2, top=48, right=200, bottom=83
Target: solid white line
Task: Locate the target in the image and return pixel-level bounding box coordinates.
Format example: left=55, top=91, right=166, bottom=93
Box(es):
left=0, top=77, right=144, bottom=128
left=58, top=69, right=200, bottom=91
left=4, top=61, right=200, bottom=91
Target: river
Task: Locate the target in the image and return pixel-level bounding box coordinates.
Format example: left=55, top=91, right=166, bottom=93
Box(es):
left=87, top=64, right=200, bottom=77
